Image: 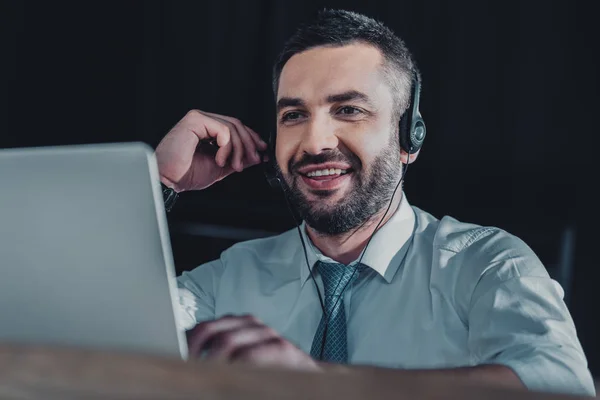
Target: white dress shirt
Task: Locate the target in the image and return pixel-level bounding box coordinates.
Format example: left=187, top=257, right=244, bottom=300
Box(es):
left=177, top=193, right=595, bottom=396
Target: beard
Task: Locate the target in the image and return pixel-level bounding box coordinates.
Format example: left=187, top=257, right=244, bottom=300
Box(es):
left=276, top=136, right=403, bottom=236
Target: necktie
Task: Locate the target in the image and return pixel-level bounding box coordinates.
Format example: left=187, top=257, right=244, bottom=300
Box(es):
left=310, top=261, right=360, bottom=363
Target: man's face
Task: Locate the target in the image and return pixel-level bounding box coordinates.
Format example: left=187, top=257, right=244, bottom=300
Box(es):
left=275, top=43, right=407, bottom=235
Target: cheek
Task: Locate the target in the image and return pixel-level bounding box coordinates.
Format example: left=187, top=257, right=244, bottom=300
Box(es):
left=339, top=129, right=390, bottom=169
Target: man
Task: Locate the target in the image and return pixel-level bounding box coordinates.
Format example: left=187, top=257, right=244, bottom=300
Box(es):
left=155, top=9, right=595, bottom=396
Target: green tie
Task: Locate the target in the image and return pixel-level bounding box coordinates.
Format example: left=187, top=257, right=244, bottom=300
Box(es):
left=310, top=261, right=360, bottom=363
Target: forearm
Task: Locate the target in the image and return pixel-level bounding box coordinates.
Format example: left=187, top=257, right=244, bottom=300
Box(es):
left=318, top=363, right=525, bottom=390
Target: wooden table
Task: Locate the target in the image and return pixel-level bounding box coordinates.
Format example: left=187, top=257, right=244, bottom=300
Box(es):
left=0, top=344, right=592, bottom=399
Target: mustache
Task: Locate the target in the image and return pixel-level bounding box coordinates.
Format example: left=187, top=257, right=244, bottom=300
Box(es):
left=290, top=151, right=361, bottom=173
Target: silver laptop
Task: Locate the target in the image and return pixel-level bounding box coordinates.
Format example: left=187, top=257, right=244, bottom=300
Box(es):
left=0, top=142, right=188, bottom=359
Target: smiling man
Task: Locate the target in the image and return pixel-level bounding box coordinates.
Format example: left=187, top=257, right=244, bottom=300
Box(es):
left=273, top=43, right=407, bottom=252
left=155, top=9, right=595, bottom=396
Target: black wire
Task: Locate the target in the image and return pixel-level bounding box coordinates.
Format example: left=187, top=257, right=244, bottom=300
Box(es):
left=279, top=185, right=326, bottom=317
left=279, top=148, right=411, bottom=362
left=296, top=224, right=326, bottom=314
left=317, top=153, right=410, bottom=360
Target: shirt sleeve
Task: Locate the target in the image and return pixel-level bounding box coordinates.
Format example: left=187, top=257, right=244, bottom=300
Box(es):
left=466, top=249, right=595, bottom=396
left=175, top=258, right=224, bottom=330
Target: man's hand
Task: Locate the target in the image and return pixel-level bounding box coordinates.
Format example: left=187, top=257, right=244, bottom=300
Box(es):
left=187, top=315, right=321, bottom=372
left=155, top=110, right=268, bottom=192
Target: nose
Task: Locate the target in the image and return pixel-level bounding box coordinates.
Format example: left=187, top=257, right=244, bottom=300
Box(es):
left=299, top=118, right=339, bottom=155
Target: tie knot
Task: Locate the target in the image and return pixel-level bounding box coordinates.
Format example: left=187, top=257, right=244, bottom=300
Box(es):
left=316, top=261, right=359, bottom=297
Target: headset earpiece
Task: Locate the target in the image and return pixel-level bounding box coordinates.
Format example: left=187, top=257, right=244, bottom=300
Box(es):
left=263, top=130, right=282, bottom=189
left=399, top=74, right=426, bottom=155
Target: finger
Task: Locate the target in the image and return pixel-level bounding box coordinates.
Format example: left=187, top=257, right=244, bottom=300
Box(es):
left=230, top=338, right=321, bottom=371
left=205, top=114, right=260, bottom=168
left=228, top=120, right=261, bottom=167
left=183, top=110, right=231, bottom=147
left=247, top=127, right=268, bottom=151
left=205, top=325, right=278, bottom=362
left=201, top=112, right=266, bottom=151
left=184, top=110, right=232, bottom=168
left=230, top=337, right=288, bottom=366
left=226, top=123, right=244, bottom=172
left=204, top=115, right=243, bottom=171
left=229, top=122, right=265, bottom=162
left=187, top=315, right=258, bottom=357
left=215, top=138, right=233, bottom=169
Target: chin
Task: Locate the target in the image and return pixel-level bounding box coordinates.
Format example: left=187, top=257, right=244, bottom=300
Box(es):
left=303, top=187, right=347, bottom=202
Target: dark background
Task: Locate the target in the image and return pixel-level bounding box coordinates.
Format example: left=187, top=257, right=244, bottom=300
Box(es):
left=2, top=0, right=598, bottom=378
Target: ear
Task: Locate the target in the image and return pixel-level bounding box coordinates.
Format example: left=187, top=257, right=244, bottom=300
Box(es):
left=400, top=149, right=420, bottom=165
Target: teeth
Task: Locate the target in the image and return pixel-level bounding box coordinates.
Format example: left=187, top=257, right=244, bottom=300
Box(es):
left=306, top=168, right=347, bottom=177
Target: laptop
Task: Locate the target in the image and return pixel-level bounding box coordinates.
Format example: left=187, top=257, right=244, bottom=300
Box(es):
left=0, top=142, right=188, bottom=359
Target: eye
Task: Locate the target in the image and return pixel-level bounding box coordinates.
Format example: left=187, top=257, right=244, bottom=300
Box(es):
left=337, top=106, right=361, bottom=116
left=281, top=111, right=304, bottom=123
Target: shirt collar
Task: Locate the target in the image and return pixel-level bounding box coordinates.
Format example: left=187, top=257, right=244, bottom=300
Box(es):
left=299, top=192, right=415, bottom=285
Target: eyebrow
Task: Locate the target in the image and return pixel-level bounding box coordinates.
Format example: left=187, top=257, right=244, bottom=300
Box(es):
left=276, top=97, right=306, bottom=114
left=276, top=90, right=374, bottom=114
left=326, top=90, right=373, bottom=106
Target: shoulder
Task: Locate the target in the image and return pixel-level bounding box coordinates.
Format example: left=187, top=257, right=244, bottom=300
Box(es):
left=413, top=206, right=522, bottom=259
left=413, top=206, right=546, bottom=277
left=412, top=206, right=550, bottom=313
left=219, top=227, right=300, bottom=266
left=178, top=227, right=300, bottom=290
left=435, top=213, right=547, bottom=280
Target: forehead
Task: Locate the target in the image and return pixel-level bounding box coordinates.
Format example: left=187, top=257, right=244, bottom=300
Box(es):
left=277, top=43, right=391, bottom=103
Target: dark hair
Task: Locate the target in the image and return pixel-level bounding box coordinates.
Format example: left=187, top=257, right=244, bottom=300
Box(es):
left=272, top=9, right=420, bottom=121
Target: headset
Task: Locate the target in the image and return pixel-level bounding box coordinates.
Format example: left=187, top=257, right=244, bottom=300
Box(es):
left=263, top=72, right=426, bottom=361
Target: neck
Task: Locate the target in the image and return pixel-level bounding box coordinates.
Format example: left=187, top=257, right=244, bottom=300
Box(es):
left=305, top=190, right=403, bottom=265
